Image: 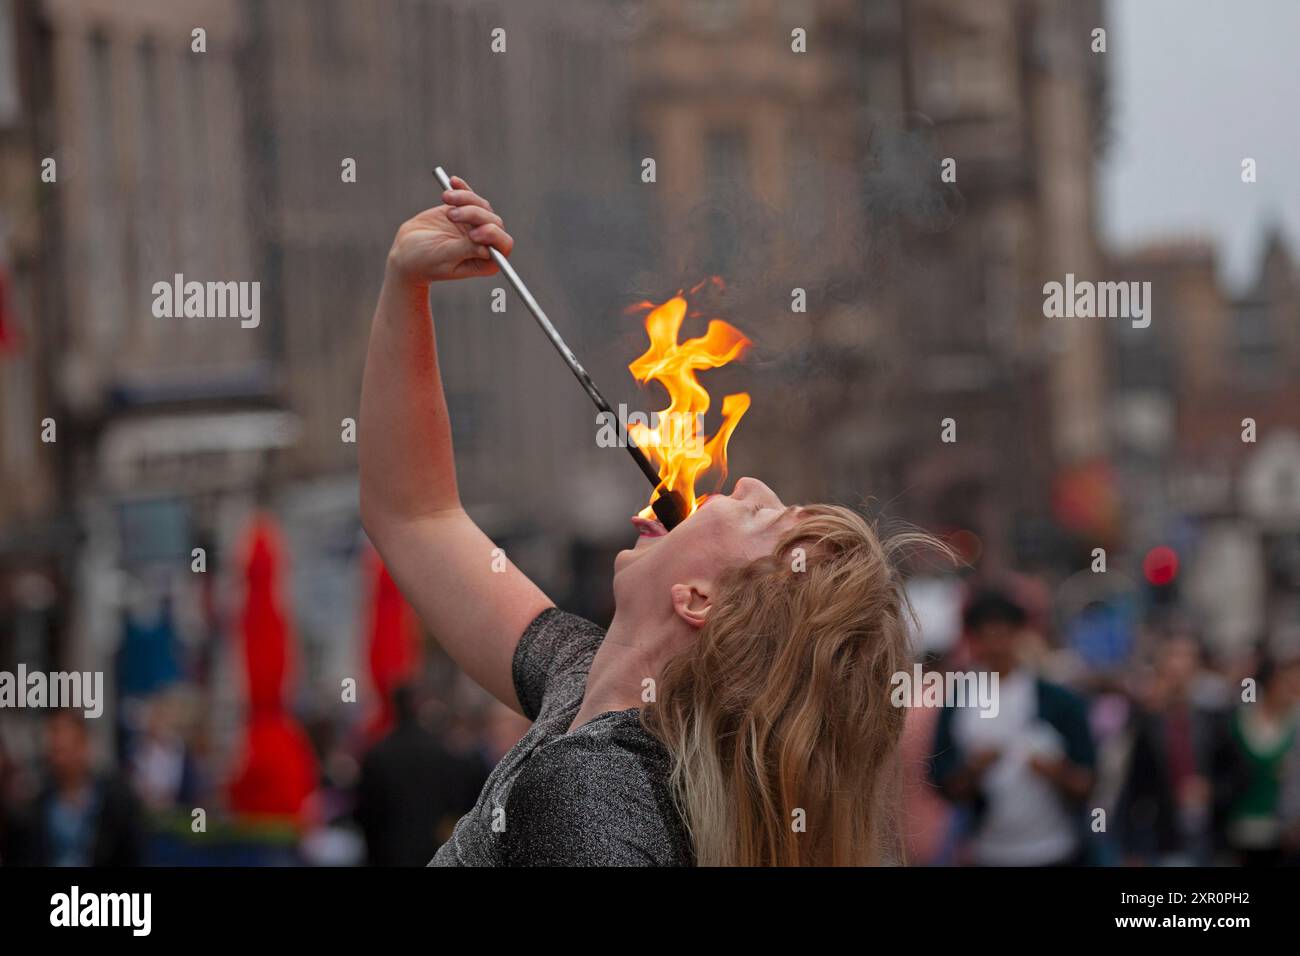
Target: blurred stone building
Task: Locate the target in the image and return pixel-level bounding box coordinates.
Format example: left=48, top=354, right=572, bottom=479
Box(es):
left=0, top=0, right=62, bottom=692
left=5, top=0, right=289, bottom=768
left=0, top=0, right=47, bottom=529
left=888, top=0, right=1109, bottom=572
left=626, top=0, right=1109, bottom=573
left=237, top=0, right=638, bottom=640
left=1106, top=230, right=1300, bottom=653
left=4, top=0, right=643, bottom=714
left=5, top=0, right=1119, bottom=703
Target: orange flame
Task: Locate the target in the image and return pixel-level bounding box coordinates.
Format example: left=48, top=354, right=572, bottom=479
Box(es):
left=628, top=288, right=751, bottom=519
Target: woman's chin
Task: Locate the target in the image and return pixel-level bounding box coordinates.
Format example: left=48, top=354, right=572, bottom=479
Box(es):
left=613, top=548, right=635, bottom=575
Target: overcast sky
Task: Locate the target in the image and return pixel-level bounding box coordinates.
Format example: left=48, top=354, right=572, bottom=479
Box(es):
left=1099, top=0, right=1300, bottom=291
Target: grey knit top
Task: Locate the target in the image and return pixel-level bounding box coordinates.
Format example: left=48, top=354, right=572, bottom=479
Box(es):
left=430, top=608, right=693, bottom=866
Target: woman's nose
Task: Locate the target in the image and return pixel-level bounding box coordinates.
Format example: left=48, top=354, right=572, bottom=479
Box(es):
left=732, top=476, right=759, bottom=500
left=732, top=476, right=783, bottom=508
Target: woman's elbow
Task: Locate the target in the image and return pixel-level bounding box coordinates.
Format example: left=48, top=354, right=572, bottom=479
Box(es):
left=359, top=487, right=393, bottom=547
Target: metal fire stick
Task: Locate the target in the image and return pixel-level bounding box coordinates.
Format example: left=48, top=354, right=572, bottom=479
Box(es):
left=433, top=166, right=687, bottom=530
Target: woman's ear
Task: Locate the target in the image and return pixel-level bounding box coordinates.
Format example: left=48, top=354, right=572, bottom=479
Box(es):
left=670, top=583, right=711, bottom=629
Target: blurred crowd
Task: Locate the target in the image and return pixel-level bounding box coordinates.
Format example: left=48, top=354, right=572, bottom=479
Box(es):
left=905, top=587, right=1300, bottom=867
left=3, top=582, right=1299, bottom=867
left=0, top=672, right=525, bottom=867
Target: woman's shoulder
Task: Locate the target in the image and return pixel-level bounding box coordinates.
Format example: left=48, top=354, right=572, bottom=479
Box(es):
left=511, top=608, right=607, bottom=721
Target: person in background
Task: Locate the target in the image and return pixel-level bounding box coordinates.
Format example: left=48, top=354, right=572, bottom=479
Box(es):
left=1226, top=656, right=1300, bottom=866
left=0, top=736, right=22, bottom=865
left=1083, top=678, right=1139, bottom=867
left=128, top=691, right=201, bottom=813
left=12, top=710, right=143, bottom=866
left=1116, top=634, right=1245, bottom=865
left=1282, top=710, right=1300, bottom=865
left=930, top=589, right=1096, bottom=866
left=900, top=652, right=957, bottom=865
left=355, top=685, right=484, bottom=866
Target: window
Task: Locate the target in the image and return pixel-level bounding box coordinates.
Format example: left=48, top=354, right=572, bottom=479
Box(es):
left=134, top=38, right=160, bottom=336
left=0, top=0, right=19, bottom=127
left=702, top=127, right=750, bottom=275
left=88, top=30, right=120, bottom=342
left=684, top=0, right=740, bottom=33
left=1233, top=300, right=1278, bottom=387
left=181, top=45, right=209, bottom=270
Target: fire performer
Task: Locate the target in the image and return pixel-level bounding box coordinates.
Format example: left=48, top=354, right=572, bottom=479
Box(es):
left=360, top=178, right=933, bottom=866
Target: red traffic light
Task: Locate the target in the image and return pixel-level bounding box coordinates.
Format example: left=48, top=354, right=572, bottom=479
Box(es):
left=1142, top=545, right=1179, bottom=587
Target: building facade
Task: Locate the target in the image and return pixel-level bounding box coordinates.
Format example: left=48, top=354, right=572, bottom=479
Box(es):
left=7, top=0, right=1120, bottom=700
left=1107, top=230, right=1300, bottom=654
left=626, top=0, right=1109, bottom=574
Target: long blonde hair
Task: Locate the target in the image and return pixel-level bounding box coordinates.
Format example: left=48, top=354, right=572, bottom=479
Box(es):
left=642, top=504, right=939, bottom=866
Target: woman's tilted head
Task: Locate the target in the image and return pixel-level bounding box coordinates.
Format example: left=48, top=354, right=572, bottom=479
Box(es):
left=640, top=494, right=942, bottom=866
left=612, top=476, right=799, bottom=628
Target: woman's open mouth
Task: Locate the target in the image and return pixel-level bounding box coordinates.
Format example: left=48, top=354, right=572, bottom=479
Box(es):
left=631, top=516, right=667, bottom=538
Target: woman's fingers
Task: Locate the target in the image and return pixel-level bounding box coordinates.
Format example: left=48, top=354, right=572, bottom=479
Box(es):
left=432, top=176, right=510, bottom=263
left=448, top=247, right=499, bottom=279
left=441, top=187, right=493, bottom=212
left=467, top=223, right=513, bottom=256
left=446, top=204, right=503, bottom=229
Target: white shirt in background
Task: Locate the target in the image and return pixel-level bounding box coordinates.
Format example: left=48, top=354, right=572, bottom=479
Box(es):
left=954, top=668, right=1079, bottom=866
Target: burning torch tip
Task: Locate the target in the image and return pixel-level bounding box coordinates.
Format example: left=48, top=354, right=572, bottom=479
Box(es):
left=651, top=489, right=689, bottom=531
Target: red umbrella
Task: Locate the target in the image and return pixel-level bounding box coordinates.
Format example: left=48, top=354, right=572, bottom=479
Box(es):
left=228, top=514, right=318, bottom=822
left=0, top=265, right=22, bottom=357
left=363, top=548, right=421, bottom=745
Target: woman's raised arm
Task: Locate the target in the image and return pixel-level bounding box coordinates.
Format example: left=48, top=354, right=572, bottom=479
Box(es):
left=359, top=179, right=552, bottom=714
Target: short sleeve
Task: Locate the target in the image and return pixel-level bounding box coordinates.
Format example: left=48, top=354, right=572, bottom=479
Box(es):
left=511, top=608, right=605, bottom=721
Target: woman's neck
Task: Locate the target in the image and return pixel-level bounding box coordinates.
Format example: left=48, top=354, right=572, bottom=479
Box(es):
left=568, top=610, right=685, bottom=732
